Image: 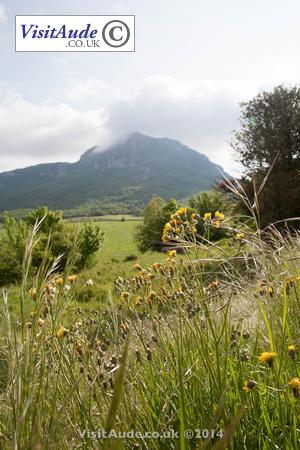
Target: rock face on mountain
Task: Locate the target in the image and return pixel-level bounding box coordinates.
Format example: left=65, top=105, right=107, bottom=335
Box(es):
left=0, top=132, right=228, bottom=213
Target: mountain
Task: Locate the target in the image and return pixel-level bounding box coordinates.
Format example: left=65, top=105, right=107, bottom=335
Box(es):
left=0, top=133, right=228, bottom=215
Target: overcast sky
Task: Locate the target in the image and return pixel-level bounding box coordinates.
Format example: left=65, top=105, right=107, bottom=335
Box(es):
left=0, top=0, right=300, bottom=174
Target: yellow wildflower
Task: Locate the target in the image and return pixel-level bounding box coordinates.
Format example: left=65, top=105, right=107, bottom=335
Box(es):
left=191, top=213, right=199, bottom=220
left=243, top=380, right=256, bottom=392
left=268, top=286, right=273, bottom=296
left=203, top=212, right=212, bottom=221
left=170, top=218, right=179, bottom=226
left=135, top=296, right=143, bottom=306
left=236, top=233, right=245, bottom=239
left=288, top=377, right=300, bottom=397
left=167, top=250, right=177, bottom=258
left=55, top=277, right=64, bottom=287
left=177, top=207, right=187, bottom=216
left=162, top=222, right=172, bottom=243
left=56, top=326, right=68, bottom=339
left=215, top=211, right=225, bottom=220
left=164, top=223, right=172, bottom=232
left=259, top=351, right=277, bottom=368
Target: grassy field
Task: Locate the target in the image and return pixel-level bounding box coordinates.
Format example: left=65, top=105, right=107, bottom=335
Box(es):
left=68, top=218, right=167, bottom=307
left=66, top=214, right=142, bottom=222
left=0, top=211, right=300, bottom=449
left=2, top=216, right=168, bottom=317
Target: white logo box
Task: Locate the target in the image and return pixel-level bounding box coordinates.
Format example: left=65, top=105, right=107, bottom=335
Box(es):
left=15, top=15, right=135, bottom=52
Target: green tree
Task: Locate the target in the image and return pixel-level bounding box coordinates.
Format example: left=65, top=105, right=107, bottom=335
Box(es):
left=135, top=197, right=178, bottom=252
left=188, top=192, right=227, bottom=240
left=25, top=206, right=63, bottom=234
left=77, top=223, right=105, bottom=269
left=0, top=208, right=104, bottom=286
left=231, top=85, right=300, bottom=227
left=0, top=215, right=28, bottom=285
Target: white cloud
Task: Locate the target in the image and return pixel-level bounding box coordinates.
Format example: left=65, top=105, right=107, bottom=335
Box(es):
left=0, top=3, right=6, bottom=24
left=58, top=78, right=125, bottom=111
left=65, top=78, right=107, bottom=102
left=0, top=91, right=110, bottom=172
left=0, top=76, right=247, bottom=174
left=106, top=75, right=242, bottom=173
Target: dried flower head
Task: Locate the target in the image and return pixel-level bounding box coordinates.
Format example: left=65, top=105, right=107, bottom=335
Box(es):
left=120, top=292, right=130, bottom=301
left=29, top=288, right=37, bottom=301
left=68, top=275, right=77, bottom=284
left=288, top=345, right=296, bottom=360
left=37, top=318, right=44, bottom=327
left=152, top=262, right=162, bottom=271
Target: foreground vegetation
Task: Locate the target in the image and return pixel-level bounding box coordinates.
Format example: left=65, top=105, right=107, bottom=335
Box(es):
left=0, top=187, right=299, bottom=449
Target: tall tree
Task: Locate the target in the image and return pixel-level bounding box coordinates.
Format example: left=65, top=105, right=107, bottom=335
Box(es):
left=135, top=197, right=178, bottom=252
left=232, top=85, right=300, bottom=227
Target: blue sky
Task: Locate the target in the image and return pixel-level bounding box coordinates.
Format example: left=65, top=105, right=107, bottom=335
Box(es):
left=0, top=0, right=300, bottom=173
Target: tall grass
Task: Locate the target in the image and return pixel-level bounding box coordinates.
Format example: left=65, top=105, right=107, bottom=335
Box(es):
left=0, top=196, right=299, bottom=449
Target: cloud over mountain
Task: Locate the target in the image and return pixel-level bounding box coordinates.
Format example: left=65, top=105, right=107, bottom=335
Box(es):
left=0, top=76, right=244, bottom=173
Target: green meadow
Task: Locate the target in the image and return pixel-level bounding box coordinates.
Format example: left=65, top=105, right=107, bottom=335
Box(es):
left=0, top=209, right=300, bottom=450
left=68, top=216, right=167, bottom=299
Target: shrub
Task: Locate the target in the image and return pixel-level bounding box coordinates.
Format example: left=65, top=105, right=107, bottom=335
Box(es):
left=135, top=197, right=178, bottom=252
left=77, top=223, right=105, bottom=270
left=0, top=207, right=104, bottom=286
left=135, top=193, right=228, bottom=253
left=188, top=191, right=228, bottom=240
